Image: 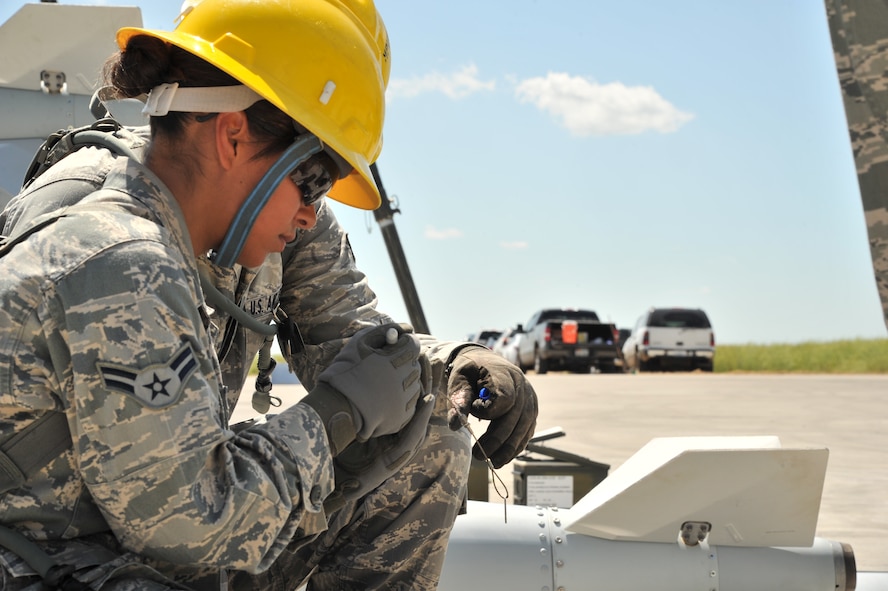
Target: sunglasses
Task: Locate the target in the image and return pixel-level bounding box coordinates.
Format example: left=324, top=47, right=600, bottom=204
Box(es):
left=289, top=150, right=340, bottom=207
left=196, top=112, right=349, bottom=207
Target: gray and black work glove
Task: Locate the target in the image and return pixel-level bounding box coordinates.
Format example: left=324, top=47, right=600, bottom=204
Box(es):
left=323, top=387, right=435, bottom=512
left=446, top=345, right=539, bottom=468
left=300, top=323, right=430, bottom=456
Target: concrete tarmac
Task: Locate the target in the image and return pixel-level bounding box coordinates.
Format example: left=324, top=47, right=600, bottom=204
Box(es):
left=233, top=372, right=888, bottom=572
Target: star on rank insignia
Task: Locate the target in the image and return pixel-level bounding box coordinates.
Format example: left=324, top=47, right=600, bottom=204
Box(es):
left=97, top=342, right=198, bottom=408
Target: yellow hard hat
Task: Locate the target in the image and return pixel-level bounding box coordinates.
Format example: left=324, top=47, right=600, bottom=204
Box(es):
left=117, top=0, right=389, bottom=210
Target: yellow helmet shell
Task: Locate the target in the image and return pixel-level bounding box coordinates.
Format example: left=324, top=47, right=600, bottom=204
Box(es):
left=118, top=0, right=388, bottom=210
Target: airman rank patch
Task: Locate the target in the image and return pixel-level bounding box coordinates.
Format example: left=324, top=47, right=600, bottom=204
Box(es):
left=97, top=343, right=197, bottom=408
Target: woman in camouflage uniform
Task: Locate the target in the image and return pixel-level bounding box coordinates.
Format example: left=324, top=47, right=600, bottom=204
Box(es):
left=0, top=0, right=538, bottom=589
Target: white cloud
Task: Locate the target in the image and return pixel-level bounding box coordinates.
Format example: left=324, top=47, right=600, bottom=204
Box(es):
left=388, top=64, right=495, bottom=100
left=500, top=241, right=529, bottom=250
left=425, top=225, right=463, bottom=240
left=515, top=72, right=694, bottom=136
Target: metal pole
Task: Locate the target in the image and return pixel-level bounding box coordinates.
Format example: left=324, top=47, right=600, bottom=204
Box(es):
left=370, top=163, right=430, bottom=334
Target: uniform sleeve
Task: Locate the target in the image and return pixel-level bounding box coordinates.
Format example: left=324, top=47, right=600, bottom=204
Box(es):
left=279, top=201, right=475, bottom=393
left=48, top=237, right=334, bottom=573
left=279, top=201, right=393, bottom=389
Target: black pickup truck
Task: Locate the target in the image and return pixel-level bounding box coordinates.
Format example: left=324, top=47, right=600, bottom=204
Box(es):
left=515, top=308, right=621, bottom=374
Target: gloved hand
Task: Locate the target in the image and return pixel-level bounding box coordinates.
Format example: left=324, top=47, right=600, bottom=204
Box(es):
left=300, top=323, right=430, bottom=456
left=323, top=389, right=435, bottom=512
left=447, top=346, right=538, bottom=468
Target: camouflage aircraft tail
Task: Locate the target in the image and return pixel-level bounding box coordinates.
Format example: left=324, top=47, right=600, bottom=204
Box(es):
left=825, top=0, right=888, bottom=330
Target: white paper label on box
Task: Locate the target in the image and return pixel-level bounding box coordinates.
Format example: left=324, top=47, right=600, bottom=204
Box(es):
left=527, top=474, right=573, bottom=508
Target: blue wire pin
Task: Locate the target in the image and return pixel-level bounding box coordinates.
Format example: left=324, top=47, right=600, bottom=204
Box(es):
left=478, top=387, right=491, bottom=401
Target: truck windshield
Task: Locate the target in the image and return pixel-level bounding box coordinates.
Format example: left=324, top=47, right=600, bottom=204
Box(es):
left=540, top=310, right=600, bottom=323
left=649, top=310, right=711, bottom=329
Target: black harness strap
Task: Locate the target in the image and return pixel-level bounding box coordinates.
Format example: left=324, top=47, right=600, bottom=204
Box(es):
left=0, top=412, right=71, bottom=494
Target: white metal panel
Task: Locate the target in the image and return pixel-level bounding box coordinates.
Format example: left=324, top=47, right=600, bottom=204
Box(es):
left=438, top=501, right=556, bottom=590
left=439, top=501, right=854, bottom=591
left=0, top=136, right=41, bottom=197
left=0, top=4, right=142, bottom=95
left=0, top=88, right=148, bottom=140
left=564, top=436, right=828, bottom=547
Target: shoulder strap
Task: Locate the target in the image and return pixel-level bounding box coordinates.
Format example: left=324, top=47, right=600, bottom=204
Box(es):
left=21, top=118, right=139, bottom=191
left=0, top=412, right=70, bottom=494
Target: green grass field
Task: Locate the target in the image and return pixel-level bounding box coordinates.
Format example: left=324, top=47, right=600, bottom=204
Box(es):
left=252, top=338, right=888, bottom=375
left=715, top=338, right=888, bottom=373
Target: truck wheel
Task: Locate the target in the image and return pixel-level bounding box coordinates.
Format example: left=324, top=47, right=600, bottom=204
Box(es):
left=598, top=363, right=617, bottom=374
left=534, top=352, right=548, bottom=374
left=636, top=348, right=649, bottom=373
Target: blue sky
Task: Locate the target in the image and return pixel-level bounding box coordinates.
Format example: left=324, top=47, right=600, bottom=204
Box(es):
left=2, top=0, right=886, bottom=345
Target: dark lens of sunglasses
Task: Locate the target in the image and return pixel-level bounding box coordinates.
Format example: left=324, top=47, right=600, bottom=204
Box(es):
left=290, top=152, right=338, bottom=206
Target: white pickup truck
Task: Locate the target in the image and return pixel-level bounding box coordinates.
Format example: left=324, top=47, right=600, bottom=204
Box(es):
left=621, top=307, right=715, bottom=372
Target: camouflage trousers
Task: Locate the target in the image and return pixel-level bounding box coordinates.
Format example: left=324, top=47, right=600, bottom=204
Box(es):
left=0, top=410, right=471, bottom=591
left=229, top=410, right=472, bottom=591
left=0, top=544, right=200, bottom=590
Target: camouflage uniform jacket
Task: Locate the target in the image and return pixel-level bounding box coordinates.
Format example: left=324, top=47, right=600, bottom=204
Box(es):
left=0, top=135, right=337, bottom=578
left=201, top=195, right=466, bottom=406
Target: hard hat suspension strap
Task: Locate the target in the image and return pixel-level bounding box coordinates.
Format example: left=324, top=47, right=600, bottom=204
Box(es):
left=211, top=134, right=323, bottom=267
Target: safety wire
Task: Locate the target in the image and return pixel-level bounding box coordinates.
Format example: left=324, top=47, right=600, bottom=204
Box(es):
left=450, top=398, right=510, bottom=523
